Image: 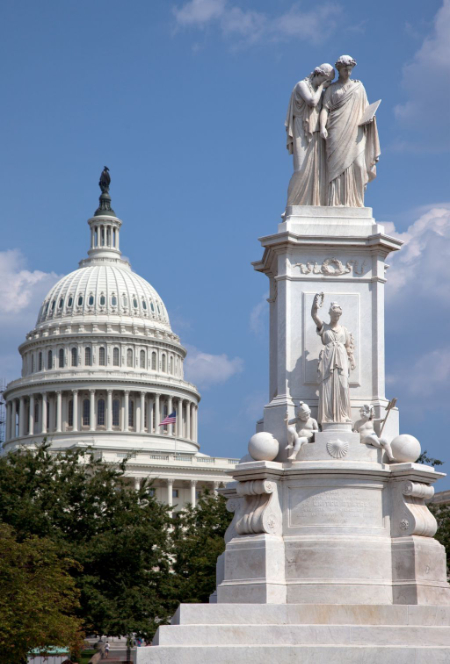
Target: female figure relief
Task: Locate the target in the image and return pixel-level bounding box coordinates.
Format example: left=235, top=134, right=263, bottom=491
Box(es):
left=320, top=55, right=380, bottom=207
left=311, top=294, right=355, bottom=424
left=285, top=63, right=335, bottom=206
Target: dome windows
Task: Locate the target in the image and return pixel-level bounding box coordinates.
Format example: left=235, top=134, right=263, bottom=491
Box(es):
left=68, top=296, right=73, bottom=308
left=111, top=294, right=117, bottom=307
left=38, top=352, right=43, bottom=372
left=150, top=302, right=155, bottom=312
left=99, top=347, right=106, bottom=366
left=59, top=349, right=65, bottom=368
left=157, top=304, right=161, bottom=314
left=127, top=348, right=133, bottom=368
left=133, top=296, right=138, bottom=309
left=113, top=347, right=120, bottom=366
left=68, top=400, right=74, bottom=427
left=85, top=347, right=92, bottom=366
left=97, top=399, right=105, bottom=426
left=122, top=294, right=128, bottom=307
left=51, top=301, right=56, bottom=312
left=82, top=399, right=90, bottom=426
left=47, top=350, right=53, bottom=369
left=78, top=295, right=83, bottom=307
left=142, top=300, right=147, bottom=310
left=140, top=349, right=145, bottom=368
left=71, top=347, right=78, bottom=367
left=112, top=399, right=120, bottom=427
left=59, top=298, right=64, bottom=309
left=88, top=294, right=94, bottom=307
left=100, top=294, right=106, bottom=307
left=151, top=351, right=157, bottom=371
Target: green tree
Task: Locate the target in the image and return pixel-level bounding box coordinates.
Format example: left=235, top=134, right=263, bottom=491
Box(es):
left=0, top=444, right=173, bottom=642
left=171, top=491, right=232, bottom=604
left=0, top=524, right=83, bottom=664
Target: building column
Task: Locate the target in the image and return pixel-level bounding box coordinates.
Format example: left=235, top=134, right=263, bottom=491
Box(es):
left=167, top=478, right=173, bottom=509
left=178, top=399, right=183, bottom=438
left=28, top=395, right=35, bottom=436
left=213, top=481, right=219, bottom=495
left=73, top=390, right=78, bottom=432
left=168, top=396, right=173, bottom=436
left=18, top=397, right=25, bottom=437
left=147, top=397, right=154, bottom=434
left=12, top=400, right=17, bottom=439
left=134, top=477, right=140, bottom=491
left=193, top=405, right=197, bottom=442
left=154, top=393, right=160, bottom=430
left=5, top=402, right=10, bottom=441
left=186, top=401, right=191, bottom=441
left=190, top=479, right=197, bottom=507
left=140, top=391, right=146, bottom=433
left=124, top=391, right=129, bottom=432
left=56, top=391, right=62, bottom=433
left=106, top=389, right=113, bottom=432
left=41, top=394, right=47, bottom=435
left=89, top=389, right=95, bottom=432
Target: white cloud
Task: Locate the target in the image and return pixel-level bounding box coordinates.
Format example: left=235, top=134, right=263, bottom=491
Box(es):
left=250, top=291, right=268, bottom=336
left=394, top=0, right=450, bottom=151
left=384, top=205, right=450, bottom=408
left=386, top=347, right=450, bottom=405
left=184, top=344, right=243, bottom=388
left=0, top=250, right=61, bottom=382
left=173, top=0, right=342, bottom=47
left=384, top=207, right=450, bottom=302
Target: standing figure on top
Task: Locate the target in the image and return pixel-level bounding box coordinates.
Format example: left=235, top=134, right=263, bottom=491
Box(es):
left=320, top=55, right=381, bottom=207
left=285, top=63, right=335, bottom=206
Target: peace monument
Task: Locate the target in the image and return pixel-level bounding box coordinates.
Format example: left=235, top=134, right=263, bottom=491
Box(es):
left=137, top=56, right=450, bottom=662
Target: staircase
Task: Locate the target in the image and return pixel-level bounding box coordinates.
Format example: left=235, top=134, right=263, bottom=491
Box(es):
left=135, top=603, right=450, bottom=663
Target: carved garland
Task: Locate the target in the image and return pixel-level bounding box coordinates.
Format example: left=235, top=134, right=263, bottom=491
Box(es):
left=294, top=257, right=367, bottom=276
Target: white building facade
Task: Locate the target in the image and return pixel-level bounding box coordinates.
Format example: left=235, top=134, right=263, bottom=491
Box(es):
left=3, top=183, right=238, bottom=509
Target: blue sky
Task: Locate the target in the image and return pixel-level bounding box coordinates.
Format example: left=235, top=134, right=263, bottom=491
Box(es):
left=1, top=1, right=450, bottom=486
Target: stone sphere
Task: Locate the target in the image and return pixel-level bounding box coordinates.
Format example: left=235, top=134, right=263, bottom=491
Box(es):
left=248, top=432, right=279, bottom=461
left=390, top=434, right=421, bottom=463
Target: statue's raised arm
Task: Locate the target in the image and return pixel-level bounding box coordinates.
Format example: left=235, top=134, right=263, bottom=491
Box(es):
left=311, top=292, right=324, bottom=330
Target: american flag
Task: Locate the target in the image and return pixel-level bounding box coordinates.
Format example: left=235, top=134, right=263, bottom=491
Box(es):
left=160, top=411, right=176, bottom=426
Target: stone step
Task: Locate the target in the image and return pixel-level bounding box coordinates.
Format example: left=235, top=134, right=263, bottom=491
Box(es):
left=172, top=602, right=450, bottom=626
left=135, top=644, right=450, bottom=664
left=154, top=623, right=450, bottom=647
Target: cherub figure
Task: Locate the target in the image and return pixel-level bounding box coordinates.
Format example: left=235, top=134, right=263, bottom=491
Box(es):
left=353, top=404, right=396, bottom=462
left=285, top=401, right=319, bottom=461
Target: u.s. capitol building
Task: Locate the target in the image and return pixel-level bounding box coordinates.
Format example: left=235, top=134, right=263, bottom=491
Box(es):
left=3, top=173, right=238, bottom=509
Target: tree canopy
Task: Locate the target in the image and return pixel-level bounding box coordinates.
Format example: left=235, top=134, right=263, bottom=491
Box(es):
left=0, top=523, right=83, bottom=664
left=0, top=444, right=174, bottom=643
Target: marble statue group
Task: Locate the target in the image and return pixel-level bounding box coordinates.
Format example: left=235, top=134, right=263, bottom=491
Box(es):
left=286, top=55, right=381, bottom=207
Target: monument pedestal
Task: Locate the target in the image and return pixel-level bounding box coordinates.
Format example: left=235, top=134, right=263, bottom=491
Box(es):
left=135, top=204, right=450, bottom=661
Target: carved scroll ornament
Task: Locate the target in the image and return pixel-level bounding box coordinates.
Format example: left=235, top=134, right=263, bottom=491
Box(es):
left=227, top=479, right=282, bottom=537
left=396, top=481, right=437, bottom=538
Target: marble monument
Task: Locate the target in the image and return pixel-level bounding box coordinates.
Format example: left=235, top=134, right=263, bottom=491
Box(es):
left=136, top=56, right=450, bottom=663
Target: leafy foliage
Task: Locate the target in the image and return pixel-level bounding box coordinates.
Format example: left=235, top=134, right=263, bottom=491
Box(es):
left=0, top=444, right=173, bottom=642
left=0, top=523, right=83, bottom=664
left=432, top=503, right=450, bottom=575
left=171, top=490, right=232, bottom=604
left=417, top=450, right=444, bottom=467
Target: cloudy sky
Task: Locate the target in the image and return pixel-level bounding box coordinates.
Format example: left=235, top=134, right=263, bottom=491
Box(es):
left=1, top=0, right=449, bottom=486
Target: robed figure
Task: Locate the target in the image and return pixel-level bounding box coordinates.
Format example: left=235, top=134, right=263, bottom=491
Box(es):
left=311, top=295, right=356, bottom=424
left=320, top=55, right=380, bottom=207
left=285, top=64, right=335, bottom=206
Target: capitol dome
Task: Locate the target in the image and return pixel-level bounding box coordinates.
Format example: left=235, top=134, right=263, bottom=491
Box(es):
left=37, top=264, right=171, bottom=331
left=3, top=176, right=201, bottom=457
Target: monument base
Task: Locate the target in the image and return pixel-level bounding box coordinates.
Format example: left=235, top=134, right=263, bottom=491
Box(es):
left=136, top=603, right=450, bottom=663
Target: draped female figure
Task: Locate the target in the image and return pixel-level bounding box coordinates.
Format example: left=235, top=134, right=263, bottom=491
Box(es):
left=311, top=294, right=356, bottom=424
left=320, top=55, right=380, bottom=207
left=285, top=64, right=335, bottom=206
